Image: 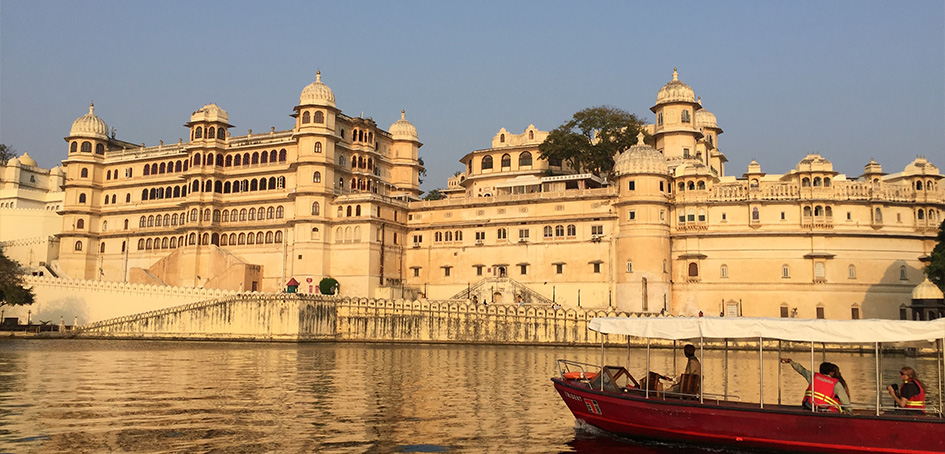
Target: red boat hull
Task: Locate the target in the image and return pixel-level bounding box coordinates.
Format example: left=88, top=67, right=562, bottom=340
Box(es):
left=553, top=378, right=945, bottom=453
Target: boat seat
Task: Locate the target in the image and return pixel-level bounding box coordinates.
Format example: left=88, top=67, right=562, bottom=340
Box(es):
left=677, top=373, right=701, bottom=397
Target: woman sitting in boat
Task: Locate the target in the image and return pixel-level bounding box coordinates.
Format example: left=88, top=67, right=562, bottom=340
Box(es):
left=886, top=366, right=926, bottom=414
left=780, top=358, right=852, bottom=414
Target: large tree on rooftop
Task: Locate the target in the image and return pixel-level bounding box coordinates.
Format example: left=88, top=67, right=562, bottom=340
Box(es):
left=538, top=106, right=648, bottom=176
left=926, top=219, right=945, bottom=292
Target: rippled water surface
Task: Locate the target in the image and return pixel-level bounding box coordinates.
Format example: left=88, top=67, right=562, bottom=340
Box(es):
left=0, top=339, right=939, bottom=453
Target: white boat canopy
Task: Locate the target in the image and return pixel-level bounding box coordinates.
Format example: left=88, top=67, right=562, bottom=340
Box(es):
left=589, top=317, right=945, bottom=343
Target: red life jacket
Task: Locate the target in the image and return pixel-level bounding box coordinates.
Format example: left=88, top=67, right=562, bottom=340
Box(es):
left=902, top=379, right=926, bottom=414
left=803, top=373, right=842, bottom=412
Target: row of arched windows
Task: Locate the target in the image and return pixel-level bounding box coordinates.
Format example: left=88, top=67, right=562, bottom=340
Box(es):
left=218, top=149, right=288, bottom=167
left=336, top=205, right=362, bottom=217
left=350, top=155, right=375, bottom=171
left=141, top=185, right=188, bottom=201
left=219, top=206, right=285, bottom=222
left=542, top=225, right=578, bottom=238
left=801, top=176, right=832, bottom=187
left=434, top=231, right=464, bottom=242
left=177, top=176, right=286, bottom=195
left=300, top=110, right=326, bottom=124
left=917, top=208, right=939, bottom=221
left=143, top=160, right=188, bottom=176
left=335, top=226, right=362, bottom=243
left=69, top=141, right=104, bottom=154
left=802, top=205, right=834, bottom=217
left=481, top=152, right=532, bottom=171
left=139, top=212, right=187, bottom=228
left=135, top=230, right=284, bottom=250
left=678, top=180, right=707, bottom=191
left=192, top=126, right=226, bottom=140
left=220, top=231, right=283, bottom=246
left=351, top=128, right=374, bottom=144
left=915, top=180, right=937, bottom=191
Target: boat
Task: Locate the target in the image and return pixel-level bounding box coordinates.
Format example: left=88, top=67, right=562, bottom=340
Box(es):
left=552, top=317, right=945, bottom=453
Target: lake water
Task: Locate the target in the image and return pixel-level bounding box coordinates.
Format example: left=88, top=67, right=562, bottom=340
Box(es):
left=0, top=339, right=940, bottom=453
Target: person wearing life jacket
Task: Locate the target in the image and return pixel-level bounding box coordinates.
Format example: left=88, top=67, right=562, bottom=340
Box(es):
left=886, top=366, right=926, bottom=415
left=780, top=358, right=852, bottom=414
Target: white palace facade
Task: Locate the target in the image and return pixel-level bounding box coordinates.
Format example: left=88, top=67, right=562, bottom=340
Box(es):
left=4, top=70, right=943, bottom=321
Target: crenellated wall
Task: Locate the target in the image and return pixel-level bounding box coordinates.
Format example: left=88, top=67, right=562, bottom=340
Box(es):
left=75, top=294, right=635, bottom=345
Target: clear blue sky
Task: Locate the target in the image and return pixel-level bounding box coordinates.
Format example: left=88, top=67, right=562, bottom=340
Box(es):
left=2, top=1, right=943, bottom=191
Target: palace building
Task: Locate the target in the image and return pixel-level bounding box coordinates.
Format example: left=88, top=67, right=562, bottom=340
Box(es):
left=7, top=70, right=944, bottom=320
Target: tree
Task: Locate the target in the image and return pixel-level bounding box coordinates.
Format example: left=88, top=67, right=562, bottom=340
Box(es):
left=422, top=189, right=444, bottom=201
left=0, top=246, right=35, bottom=308
left=417, top=157, right=427, bottom=185
left=538, top=106, right=648, bottom=177
left=0, top=144, right=16, bottom=162
left=926, top=219, right=945, bottom=292
left=318, top=277, right=339, bottom=295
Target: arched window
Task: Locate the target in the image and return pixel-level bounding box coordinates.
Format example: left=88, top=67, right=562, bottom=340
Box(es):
left=687, top=181, right=695, bottom=190
left=267, top=206, right=274, bottom=219
left=313, top=111, right=324, bottom=123
left=124, top=219, right=129, bottom=230
left=302, top=111, right=311, bottom=123
left=265, top=231, right=273, bottom=243
left=78, top=193, right=87, bottom=203
left=782, top=265, right=790, bottom=278
left=802, top=177, right=811, bottom=187
left=482, top=156, right=493, bottom=170
left=201, top=233, right=209, bottom=245
left=346, top=206, right=352, bottom=217
left=543, top=226, right=553, bottom=238
left=567, top=224, right=576, bottom=236
left=356, top=205, right=361, bottom=216
left=899, top=265, right=907, bottom=280
left=70, top=141, right=77, bottom=153
left=875, top=207, right=883, bottom=222
left=194, top=126, right=203, bottom=139
left=555, top=225, right=564, bottom=237
left=314, top=142, right=322, bottom=154
left=803, top=206, right=812, bottom=217
left=276, top=206, right=284, bottom=218
left=193, top=154, right=201, bottom=166
left=313, top=171, right=321, bottom=183
left=681, top=109, right=690, bottom=123
left=824, top=178, right=831, bottom=187
left=813, top=177, right=822, bottom=187
left=501, top=154, right=511, bottom=168
left=190, top=209, right=199, bottom=221
left=312, top=202, right=320, bottom=215
left=74, top=241, right=83, bottom=251
left=720, top=264, right=728, bottom=278
left=260, top=151, right=268, bottom=164
left=918, top=209, right=925, bottom=220
left=688, top=262, right=698, bottom=277
left=519, top=152, right=532, bottom=167
left=697, top=181, right=706, bottom=190
left=219, top=235, right=227, bottom=246
left=279, top=149, right=287, bottom=161
left=500, top=133, right=505, bottom=143
left=814, top=262, right=826, bottom=279
left=237, top=233, right=246, bottom=245
left=81, top=141, right=92, bottom=152
left=76, top=219, right=85, bottom=229
left=225, top=155, right=232, bottom=167
left=228, top=233, right=236, bottom=245
left=137, top=239, right=145, bottom=250
left=80, top=168, right=89, bottom=178
left=814, top=205, right=824, bottom=216
left=216, top=154, right=224, bottom=167
left=269, top=150, right=277, bottom=162
left=848, top=264, right=856, bottom=279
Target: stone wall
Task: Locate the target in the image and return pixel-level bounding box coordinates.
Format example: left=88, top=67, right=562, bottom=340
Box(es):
left=76, top=294, right=629, bottom=345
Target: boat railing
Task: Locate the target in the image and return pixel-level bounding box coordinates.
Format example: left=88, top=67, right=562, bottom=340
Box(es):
left=556, top=359, right=600, bottom=382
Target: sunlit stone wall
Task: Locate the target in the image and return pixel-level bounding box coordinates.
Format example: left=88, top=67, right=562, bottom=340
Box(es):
left=76, top=294, right=629, bottom=345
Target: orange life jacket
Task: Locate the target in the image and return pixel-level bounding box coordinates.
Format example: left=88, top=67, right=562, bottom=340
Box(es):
left=803, top=373, right=842, bottom=412
left=902, top=379, right=926, bottom=414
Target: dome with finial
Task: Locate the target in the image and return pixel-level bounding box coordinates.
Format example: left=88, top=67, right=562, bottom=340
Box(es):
left=912, top=277, right=944, bottom=301
left=389, top=110, right=418, bottom=141
left=655, top=68, right=696, bottom=106
left=17, top=152, right=38, bottom=167
left=614, top=132, right=669, bottom=176
left=694, top=97, right=719, bottom=129
left=69, top=103, right=109, bottom=139
left=189, top=103, right=229, bottom=124
left=299, top=71, right=336, bottom=107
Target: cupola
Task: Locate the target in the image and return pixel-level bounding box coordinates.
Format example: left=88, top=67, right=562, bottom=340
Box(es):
left=389, top=110, right=418, bottom=141
left=299, top=71, right=336, bottom=108
left=69, top=103, right=109, bottom=139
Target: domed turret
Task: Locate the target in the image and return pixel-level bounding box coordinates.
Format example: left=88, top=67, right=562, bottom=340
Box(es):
left=654, top=68, right=696, bottom=106
left=190, top=103, right=229, bottom=124
left=299, top=71, right=336, bottom=107
left=694, top=99, right=718, bottom=130
left=69, top=103, right=109, bottom=139
left=614, top=132, right=669, bottom=176
left=389, top=110, right=418, bottom=141
left=17, top=152, right=38, bottom=167
left=6, top=156, right=20, bottom=167
left=912, top=277, right=944, bottom=300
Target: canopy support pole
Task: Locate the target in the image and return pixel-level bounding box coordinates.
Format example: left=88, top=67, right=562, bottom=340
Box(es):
left=810, top=342, right=816, bottom=413
left=645, top=338, right=651, bottom=399
left=875, top=342, right=881, bottom=416
left=600, top=334, right=605, bottom=391
left=778, top=340, right=782, bottom=406
left=759, top=336, right=764, bottom=409
left=939, top=337, right=944, bottom=418
left=724, top=338, right=729, bottom=400
left=672, top=340, right=677, bottom=376
left=692, top=337, right=705, bottom=404
left=626, top=336, right=631, bottom=371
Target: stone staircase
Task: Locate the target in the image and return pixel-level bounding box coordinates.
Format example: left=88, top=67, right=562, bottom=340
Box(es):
left=450, top=277, right=553, bottom=305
